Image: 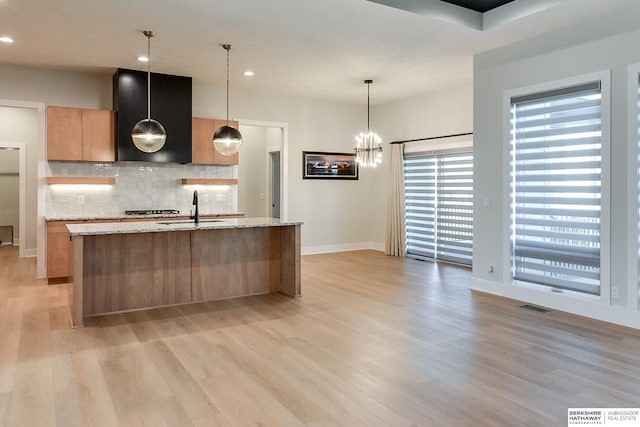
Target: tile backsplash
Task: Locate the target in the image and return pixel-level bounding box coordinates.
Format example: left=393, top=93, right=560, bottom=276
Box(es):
left=46, top=161, right=237, bottom=217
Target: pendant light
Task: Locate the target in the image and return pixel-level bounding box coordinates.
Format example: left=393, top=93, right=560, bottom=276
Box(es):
left=213, top=44, right=243, bottom=156
left=355, top=79, right=382, bottom=167
left=131, top=30, right=166, bottom=153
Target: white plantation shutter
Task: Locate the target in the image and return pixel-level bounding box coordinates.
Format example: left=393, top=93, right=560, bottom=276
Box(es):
left=511, top=81, right=602, bottom=296
left=404, top=152, right=473, bottom=265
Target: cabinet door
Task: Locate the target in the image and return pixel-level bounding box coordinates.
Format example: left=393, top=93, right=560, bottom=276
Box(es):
left=47, top=106, right=82, bottom=161
left=82, top=109, right=115, bottom=161
left=191, top=117, right=216, bottom=164
left=47, top=221, right=72, bottom=279
left=47, top=220, right=116, bottom=279
left=213, top=119, right=240, bottom=165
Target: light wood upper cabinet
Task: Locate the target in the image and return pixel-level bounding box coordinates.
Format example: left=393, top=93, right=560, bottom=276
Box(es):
left=81, top=109, right=115, bottom=161
left=47, top=107, right=82, bottom=160
left=47, top=106, right=115, bottom=162
left=192, top=117, right=217, bottom=165
left=191, top=117, right=239, bottom=165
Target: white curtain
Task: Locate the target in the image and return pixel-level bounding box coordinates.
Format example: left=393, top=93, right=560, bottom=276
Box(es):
left=385, top=143, right=406, bottom=257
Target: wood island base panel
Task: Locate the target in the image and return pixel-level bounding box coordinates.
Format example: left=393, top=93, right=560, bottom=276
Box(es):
left=67, top=218, right=302, bottom=327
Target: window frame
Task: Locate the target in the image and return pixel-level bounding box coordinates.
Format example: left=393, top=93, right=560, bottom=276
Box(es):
left=502, top=71, right=611, bottom=303
left=627, top=63, right=640, bottom=311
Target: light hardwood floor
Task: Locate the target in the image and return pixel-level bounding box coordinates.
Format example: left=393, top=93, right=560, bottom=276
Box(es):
left=1, top=246, right=639, bottom=426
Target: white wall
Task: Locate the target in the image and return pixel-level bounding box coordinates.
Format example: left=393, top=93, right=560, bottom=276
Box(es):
left=0, top=63, right=475, bottom=259
left=0, top=150, right=19, bottom=244
left=192, top=82, right=375, bottom=252
left=0, top=65, right=109, bottom=261
left=236, top=125, right=282, bottom=218
left=238, top=125, right=269, bottom=217
left=0, top=64, right=112, bottom=109
left=368, top=84, right=474, bottom=247
left=265, top=128, right=282, bottom=153
left=0, top=107, right=38, bottom=251
left=0, top=63, right=374, bottom=254
left=473, top=22, right=640, bottom=327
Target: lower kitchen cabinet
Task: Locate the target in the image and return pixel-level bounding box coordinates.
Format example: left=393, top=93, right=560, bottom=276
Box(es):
left=46, top=220, right=113, bottom=282
left=47, top=215, right=245, bottom=282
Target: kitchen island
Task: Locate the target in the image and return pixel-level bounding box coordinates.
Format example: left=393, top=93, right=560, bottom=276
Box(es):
left=66, top=218, right=302, bottom=327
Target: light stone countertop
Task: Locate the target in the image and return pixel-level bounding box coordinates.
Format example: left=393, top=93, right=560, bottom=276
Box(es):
left=45, top=212, right=245, bottom=222
left=66, top=217, right=303, bottom=237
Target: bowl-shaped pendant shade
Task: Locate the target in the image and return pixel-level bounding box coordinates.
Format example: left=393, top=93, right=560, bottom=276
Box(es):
left=212, top=125, right=242, bottom=156
left=131, top=118, right=167, bottom=153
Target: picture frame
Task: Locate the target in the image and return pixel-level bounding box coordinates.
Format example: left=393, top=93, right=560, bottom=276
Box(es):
left=302, top=151, right=359, bottom=180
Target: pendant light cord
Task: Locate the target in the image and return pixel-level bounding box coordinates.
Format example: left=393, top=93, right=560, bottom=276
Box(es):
left=146, top=33, right=151, bottom=120
left=226, top=47, right=230, bottom=126
left=367, top=81, right=370, bottom=132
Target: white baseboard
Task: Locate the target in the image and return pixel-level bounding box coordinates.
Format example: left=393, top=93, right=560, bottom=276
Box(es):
left=302, top=242, right=384, bottom=256
left=471, top=277, right=640, bottom=330
left=470, top=277, right=505, bottom=296
left=24, top=248, right=37, bottom=257
left=369, top=242, right=384, bottom=252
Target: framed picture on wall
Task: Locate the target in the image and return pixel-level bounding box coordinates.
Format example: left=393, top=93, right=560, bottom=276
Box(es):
left=302, top=151, right=359, bottom=180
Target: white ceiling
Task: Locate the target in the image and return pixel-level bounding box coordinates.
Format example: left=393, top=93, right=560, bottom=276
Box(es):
left=1, top=0, right=640, bottom=105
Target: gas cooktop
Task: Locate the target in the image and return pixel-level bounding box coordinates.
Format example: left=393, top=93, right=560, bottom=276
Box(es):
left=124, top=209, right=180, bottom=216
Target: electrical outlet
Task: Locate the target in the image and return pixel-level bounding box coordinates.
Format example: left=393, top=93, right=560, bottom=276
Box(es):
left=483, top=197, right=491, bottom=208
left=611, top=286, right=619, bottom=299
left=77, top=195, right=85, bottom=205
left=488, top=265, right=495, bottom=274
left=203, top=194, right=209, bottom=203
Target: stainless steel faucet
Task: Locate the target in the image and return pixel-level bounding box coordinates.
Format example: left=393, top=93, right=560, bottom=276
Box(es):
left=191, top=190, right=199, bottom=224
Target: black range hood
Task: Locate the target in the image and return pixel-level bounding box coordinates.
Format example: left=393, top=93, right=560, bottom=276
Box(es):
left=113, top=68, right=192, bottom=163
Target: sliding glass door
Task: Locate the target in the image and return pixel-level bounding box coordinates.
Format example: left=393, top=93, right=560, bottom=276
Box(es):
left=404, top=152, right=473, bottom=266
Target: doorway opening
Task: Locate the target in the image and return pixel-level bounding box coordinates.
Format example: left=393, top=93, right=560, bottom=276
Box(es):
left=270, top=151, right=281, bottom=218
left=0, top=100, right=46, bottom=276
left=0, top=143, right=26, bottom=258
left=238, top=121, right=288, bottom=219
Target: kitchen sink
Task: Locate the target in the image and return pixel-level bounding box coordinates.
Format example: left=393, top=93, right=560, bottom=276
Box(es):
left=156, top=219, right=224, bottom=225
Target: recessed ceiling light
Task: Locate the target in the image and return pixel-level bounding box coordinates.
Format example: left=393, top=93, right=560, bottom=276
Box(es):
left=0, top=36, right=14, bottom=44
left=137, top=56, right=149, bottom=62
left=243, top=71, right=254, bottom=77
